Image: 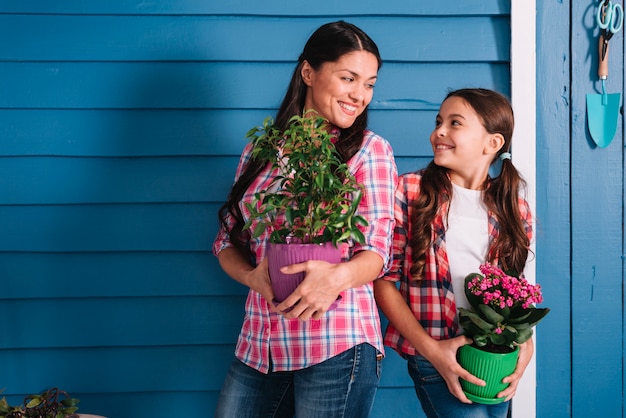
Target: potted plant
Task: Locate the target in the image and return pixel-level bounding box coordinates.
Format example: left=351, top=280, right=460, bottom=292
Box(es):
left=0, top=388, right=104, bottom=418
left=457, top=264, right=550, bottom=404
left=0, top=387, right=79, bottom=418
left=243, top=112, right=368, bottom=303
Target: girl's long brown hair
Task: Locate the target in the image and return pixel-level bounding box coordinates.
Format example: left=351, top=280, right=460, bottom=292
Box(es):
left=218, top=21, right=382, bottom=259
left=409, top=88, right=530, bottom=280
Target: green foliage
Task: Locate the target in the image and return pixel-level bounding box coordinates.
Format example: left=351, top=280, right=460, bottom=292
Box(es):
left=243, top=113, right=368, bottom=246
left=0, top=388, right=79, bottom=418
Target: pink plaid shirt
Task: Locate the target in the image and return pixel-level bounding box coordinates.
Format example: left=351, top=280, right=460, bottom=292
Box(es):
left=382, top=170, right=533, bottom=357
left=213, top=130, right=398, bottom=373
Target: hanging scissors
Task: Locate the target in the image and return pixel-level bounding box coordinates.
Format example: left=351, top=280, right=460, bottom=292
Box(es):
left=597, top=0, right=624, bottom=60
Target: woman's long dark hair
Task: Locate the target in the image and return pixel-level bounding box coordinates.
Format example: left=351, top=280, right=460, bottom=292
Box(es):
left=218, top=21, right=382, bottom=257
left=409, top=88, right=530, bottom=280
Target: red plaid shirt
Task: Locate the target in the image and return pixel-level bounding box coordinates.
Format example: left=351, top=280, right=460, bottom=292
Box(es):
left=213, top=130, right=398, bottom=373
left=382, top=171, right=533, bottom=357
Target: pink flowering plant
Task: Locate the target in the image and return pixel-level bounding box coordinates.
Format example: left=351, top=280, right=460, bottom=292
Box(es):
left=458, top=264, right=550, bottom=350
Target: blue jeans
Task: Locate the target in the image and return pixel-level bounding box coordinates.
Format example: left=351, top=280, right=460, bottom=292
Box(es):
left=214, top=343, right=382, bottom=418
left=407, top=355, right=511, bottom=418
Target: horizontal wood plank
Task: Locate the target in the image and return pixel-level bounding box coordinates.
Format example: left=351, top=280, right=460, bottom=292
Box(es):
left=0, top=296, right=245, bottom=348
left=0, top=203, right=219, bottom=251
left=0, top=109, right=260, bottom=157
left=0, top=1, right=509, bottom=16
left=0, top=16, right=509, bottom=62
left=0, top=252, right=247, bottom=298
left=1, top=384, right=423, bottom=418
left=0, top=154, right=436, bottom=205
left=0, top=155, right=432, bottom=205
left=0, top=156, right=236, bottom=204
left=0, top=62, right=509, bottom=109
left=0, top=345, right=236, bottom=393
left=0, top=109, right=438, bottom=158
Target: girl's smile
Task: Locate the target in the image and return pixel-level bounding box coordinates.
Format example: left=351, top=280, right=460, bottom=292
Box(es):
left=430, top=96, right=503, bottom=189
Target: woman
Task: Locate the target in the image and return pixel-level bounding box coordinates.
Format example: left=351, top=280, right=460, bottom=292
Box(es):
left=375, top=88, right=534, bottom=418
left=213, top=21, right=397, bottom=417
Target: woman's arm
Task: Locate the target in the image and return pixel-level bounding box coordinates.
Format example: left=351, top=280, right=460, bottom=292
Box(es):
left=276, top=134, right=397, bottom=320
left=277, top=250, right=383, bottom=320
left=217, top=247, right=275, bottom=306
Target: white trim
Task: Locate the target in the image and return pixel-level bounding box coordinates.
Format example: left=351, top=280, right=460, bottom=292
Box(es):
left=510, top=2, right=537, bottom=417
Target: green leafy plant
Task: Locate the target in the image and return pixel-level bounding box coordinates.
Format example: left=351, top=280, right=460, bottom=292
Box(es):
left=0, top=387, right=79, bottom=418
left=458, top=264, right=550, bottom=351
left=243, top=113, right=368, bottom=246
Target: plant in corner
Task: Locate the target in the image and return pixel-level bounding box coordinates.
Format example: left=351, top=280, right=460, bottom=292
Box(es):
left=456, top=264, right=550, bottom=404
left=0, top=387, right=80, bottom=418
left=243, top=112, right=368, bottom=304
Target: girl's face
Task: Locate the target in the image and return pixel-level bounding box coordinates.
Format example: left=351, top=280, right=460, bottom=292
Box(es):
left=301, top=50, right=378, bottom=129
left=430, top=96, right=503, bottom=189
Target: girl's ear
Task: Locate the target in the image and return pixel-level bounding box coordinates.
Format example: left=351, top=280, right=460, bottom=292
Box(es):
left=301, top=61, right=313, bottom=86
left=485, top=133, right=505, bottom=156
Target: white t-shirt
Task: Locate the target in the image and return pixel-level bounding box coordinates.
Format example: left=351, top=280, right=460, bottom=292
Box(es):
left=445, top=183, right=490, bottom=313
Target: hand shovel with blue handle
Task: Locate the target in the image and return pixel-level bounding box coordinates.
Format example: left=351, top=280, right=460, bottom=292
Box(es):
left=586, top=3, right=622, bottom=148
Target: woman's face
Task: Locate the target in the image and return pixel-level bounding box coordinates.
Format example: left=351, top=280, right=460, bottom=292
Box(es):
left=301, top=50, right=379, bottom=129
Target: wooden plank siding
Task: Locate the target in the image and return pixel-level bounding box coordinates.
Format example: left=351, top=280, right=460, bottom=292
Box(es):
left=0, top=1, right=512, bottom=416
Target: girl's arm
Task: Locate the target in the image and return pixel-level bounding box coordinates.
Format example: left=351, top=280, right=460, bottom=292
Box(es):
left=374, top=278, right=485, bottom=404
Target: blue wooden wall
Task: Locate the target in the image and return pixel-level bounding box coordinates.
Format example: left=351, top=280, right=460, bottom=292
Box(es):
left=0, top=2, right=514, bottom=417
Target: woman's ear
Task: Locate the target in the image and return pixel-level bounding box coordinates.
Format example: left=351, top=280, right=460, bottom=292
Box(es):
left=301, top=61, right=313, bottom=86
left=485, top=133, right=505, bottom=156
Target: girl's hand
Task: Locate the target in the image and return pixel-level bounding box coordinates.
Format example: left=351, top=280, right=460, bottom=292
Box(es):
left=423, top=336, right=486, bottom=404
left=497, top=338, right=534, bottom=401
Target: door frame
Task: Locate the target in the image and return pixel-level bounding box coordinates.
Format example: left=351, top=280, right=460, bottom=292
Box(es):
left=510, top=2, right=537, bottom=416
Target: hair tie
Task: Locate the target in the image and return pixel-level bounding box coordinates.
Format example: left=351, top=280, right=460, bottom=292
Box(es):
left=499, top=152, right=512, bottom=161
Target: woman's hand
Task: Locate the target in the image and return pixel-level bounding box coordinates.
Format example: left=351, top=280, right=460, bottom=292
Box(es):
left=275, top=250, right=383, bottom=320
left=497, top=338, right=534, bottom=401
left=274, top=260, right=345, bottom=320
left=217, top=248, right=276, bottom=309
left=422, top=336, right=485, bottom=404
left=244, top=257, right=275, bottom=307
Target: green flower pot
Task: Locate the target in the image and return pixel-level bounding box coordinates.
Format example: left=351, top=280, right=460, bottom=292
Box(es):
left=457, top=344, right=519, bottom=405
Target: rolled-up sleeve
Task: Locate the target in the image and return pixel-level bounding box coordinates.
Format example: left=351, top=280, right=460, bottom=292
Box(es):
left=212, top=143, right=255, bottom=256
left=383, top=174, right=413, bottom=283
left=350, top=132, right=398, bottom=275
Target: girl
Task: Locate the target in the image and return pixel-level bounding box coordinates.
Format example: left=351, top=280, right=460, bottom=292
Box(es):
left=374, top=88, right=533, bottom=418
left=213, top=21, right=397, bottom=418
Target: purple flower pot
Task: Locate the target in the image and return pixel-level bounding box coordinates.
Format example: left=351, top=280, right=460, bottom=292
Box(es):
left=266, top=241, right=342, bottom=303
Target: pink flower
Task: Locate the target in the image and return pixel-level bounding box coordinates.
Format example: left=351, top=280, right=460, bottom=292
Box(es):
left=470, top=264, right=543, bottom=311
